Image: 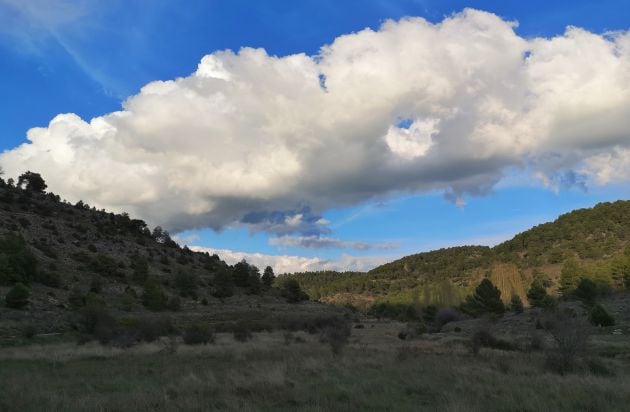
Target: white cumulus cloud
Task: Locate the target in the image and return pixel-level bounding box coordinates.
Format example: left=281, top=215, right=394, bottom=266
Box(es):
left=2, top=9, right=630, bottom=234
left=189, top=246, right=390, bottom=274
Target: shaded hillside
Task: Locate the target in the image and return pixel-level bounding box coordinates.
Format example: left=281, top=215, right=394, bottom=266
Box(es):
left=0, top=174, right=337, bottom=339
left=288, top=201, right=630, bottom=308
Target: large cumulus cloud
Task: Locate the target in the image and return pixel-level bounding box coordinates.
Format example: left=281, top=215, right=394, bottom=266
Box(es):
left=2, top=9, right=630, bottom=234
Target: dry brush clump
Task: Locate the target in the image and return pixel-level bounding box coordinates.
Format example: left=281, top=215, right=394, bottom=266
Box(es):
left=540, top=308, right=591, bottom=375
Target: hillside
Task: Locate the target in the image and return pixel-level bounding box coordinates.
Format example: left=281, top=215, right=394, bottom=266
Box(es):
left=0, top=174, right=339, bottom=340
left=287, top=201, right=630, bottom=308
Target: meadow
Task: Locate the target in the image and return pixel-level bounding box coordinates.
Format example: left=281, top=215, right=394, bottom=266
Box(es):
left=1, top=318, right=629, bottom=412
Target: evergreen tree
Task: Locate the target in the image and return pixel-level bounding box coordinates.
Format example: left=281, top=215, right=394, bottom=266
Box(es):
left=232, top=260, right=251, bottom=288
left=211, top=268, right=233, bottom=298
left=17, top=171, right=47, bottom=193
left=559, top=258, right=580, bottom=295
left=461, top=279, right=504, bottom=317
left=261, top=266, right=275, bottom=289
left=247, top=266, right=261, bottom=295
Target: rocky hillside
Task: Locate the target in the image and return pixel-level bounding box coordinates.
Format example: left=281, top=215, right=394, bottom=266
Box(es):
left=0, top=174, right=337, bottom=339
left=288, top=201, right=630, bottom=308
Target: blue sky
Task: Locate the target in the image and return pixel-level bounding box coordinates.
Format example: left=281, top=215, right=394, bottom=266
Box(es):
left=1, top=0, right=629, bottom=272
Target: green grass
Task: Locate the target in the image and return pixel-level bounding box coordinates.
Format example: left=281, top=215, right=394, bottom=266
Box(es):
left=1, top=329, right=629, bottom=411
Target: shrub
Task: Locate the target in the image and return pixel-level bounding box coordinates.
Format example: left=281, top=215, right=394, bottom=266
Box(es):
left=320, top=317, right=351, bottom=356
left=541, top=309, right=590, bottom=375
left=68, top=287, right=86, bottom=309
left=142, top=278, right=168, bottom=311
left=590, top=304, right=614, bottom=327
left=5, top=283, right=29, bottom=309
left=174, top=272, right=197, bottom=298
left=367, top=303, right=419, bottom=321
left=434, top=308, right=461, bottom=330
left=211, top=269, right=233, bottom=298
left=527, top=279, right=549, bottom=308
left=509, top=294, right=524, bottom=313
left=183, top=323, right=214, bottom=345
left=89, top=276, right=103, bottom=294
left=36, top=271, right=61, bottom=288
left=422, top=305, right=438, bottom=322
left=0, top=235, right=38, bottom=284
left=167, top=296, right=181, bottom=311
left=79, top=304, right=116, bottom=343
left=469, top=329, right=515, bottom=355
left=233, top=321, right=253, bottom=342
left=23, top=324, right=37, bottom=339
left=117, top=316, right=175, bottom=346
left=280, top=279, right=309, bottom=303
left=574, top=278, right=598, bottom=305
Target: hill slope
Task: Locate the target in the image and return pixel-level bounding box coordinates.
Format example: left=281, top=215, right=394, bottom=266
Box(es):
left=0, top=178, right=338, bottom=339
left=288, top=201, right=630, bottom=308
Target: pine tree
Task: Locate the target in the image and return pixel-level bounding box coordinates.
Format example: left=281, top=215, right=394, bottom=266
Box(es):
left=559, top=258, right=580, bottom=295
left=461, top=279, right=505, bottom=317
left=211, top=268, right=233, bottom=298
left=261, top=266, right=275, bottom=289
left=232, top=260, right=250, bottom=288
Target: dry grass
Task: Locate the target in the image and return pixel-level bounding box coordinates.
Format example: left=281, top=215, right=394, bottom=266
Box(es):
left=1, top=323, right=630, bottom=411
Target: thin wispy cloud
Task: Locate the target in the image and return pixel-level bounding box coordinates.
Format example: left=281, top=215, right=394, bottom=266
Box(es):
left=269, top=235, right=398, bottom=250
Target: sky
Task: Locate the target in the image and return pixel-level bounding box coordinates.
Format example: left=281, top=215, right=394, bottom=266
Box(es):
left=0, top=0, right=629, bottom=273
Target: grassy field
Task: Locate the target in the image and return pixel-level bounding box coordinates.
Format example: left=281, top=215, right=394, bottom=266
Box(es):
left=1, top=320, right=629, bottom=412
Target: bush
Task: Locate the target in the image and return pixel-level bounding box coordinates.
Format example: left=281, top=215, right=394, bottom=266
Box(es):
left=142, top=278, right=168, bottom=311
left=590, top=304, right=614, bottom=327
left=527, top=280, right=549, bottom=308
left=174, top=272, right=197, bottom=298
left=79, top=304, right=116, bottom=343
left=35, top=271, right=61, bottom=288
left=280, top=279, right=309, bottom=303
left=211, top=269, right=233, bottom=298
left=574, top=278, right=598, bottom=305
left=422, top=305, right=438, bottom=322
left=320, top=317, right=351, bottom=356
left=509, top=294, right=524, bottom=313
left=434, top=308, right=461, bottom=330
left=183, top=323, right=214, bottom=345
left=116, top=316, right=175, bottom=346
left=167, top=296, right=181, bottom=311
left=541, top=309, right=590, bottom=375
left=367, top=303, right=419, bottom=321
left=233, top=321, right=253, bottom=342
left=5, top=283, right=29, bottom=309
left=470, top=329, right=515, bottom=355
left=0, top=235, right=38, bottom=284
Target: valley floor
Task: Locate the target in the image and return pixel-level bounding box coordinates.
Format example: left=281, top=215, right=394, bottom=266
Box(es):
left=1, top=321, right=629, bottom=412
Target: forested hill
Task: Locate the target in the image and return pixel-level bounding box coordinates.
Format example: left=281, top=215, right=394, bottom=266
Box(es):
left=0, top=172, right=325, bottom=338
left=287, top=201, right=630, bottom=308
